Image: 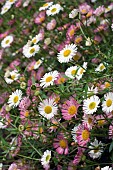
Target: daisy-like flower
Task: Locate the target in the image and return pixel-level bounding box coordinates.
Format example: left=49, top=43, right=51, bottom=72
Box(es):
left=53, top=133, right=68, bottom=155
left=76, top=123, right=90, bottom=146
left=101, top=166, right=112, bottom=170
left=39, top=2, right=53, bottom=11
left=76, top=62, right=87, bottom=80
left=40, top=70, right=59, bottom=88
left=33, top=59, right=42, bottom=70
left=61, top=97, right=80, bottom=120
left=8, top=89, right=22, bottom=108
left=46, top=4, right=63, bottom=16
left=88, top=138, right=103, bottom=159
left=4, top=70, right=20, bottom=84
left=0, top=3, right=11, bottom=15
left=65, top=66, right=78, bottom=79
left=1, top=35, right=13, bottom=48
left=82, top=114, right=94, bottom=129
left=57, top=44, right=77, bottom=63
left=31, top=34, right=41, bottom=44
left=41, top=150, right=51, bottom=169
left=102, top=92, right=113, bottom=113
left=7, top=0, right=18, bottom=5
left=95, top=63, right=106, bottom=72
left=83, top=95, right=100, bottom=114
left=69, top=9, right=79, bottom=18
left=23, top=44, right=40, bottom=58
left=38, top=98, right=58, bottom=119
left=105, top=4, right=113, bottom=13
left=71, top=124, right=79, bottom=142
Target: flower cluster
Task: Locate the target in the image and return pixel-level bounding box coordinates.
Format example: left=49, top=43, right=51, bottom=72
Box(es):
left=0, top=0, right=113, bottom=169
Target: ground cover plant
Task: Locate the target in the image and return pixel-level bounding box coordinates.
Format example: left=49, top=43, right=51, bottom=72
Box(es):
left=0, top=0, right=113, bottom=169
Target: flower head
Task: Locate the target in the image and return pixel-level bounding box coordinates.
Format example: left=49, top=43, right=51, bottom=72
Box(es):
left=40, top=70, right=59, bottom=88
left=61, top=97, right=80, bottom=120
left=53, top=133, right=68, bottom=155
left=38, top=98, right=58, bottom=119
left=1, top=35, right=13, bottom=48
left=46, top=4, right=63, bottom=16
left=102, top=92, right=113, bottom=113
left=57, top=44, right=77, bottom=63
left=83, top=95, right=100, bottom=114
left=8, top=89, right=22, bottom=108
left=41, top=150, right=51, bottom=169
left=88, top=138, right=103, bottom=159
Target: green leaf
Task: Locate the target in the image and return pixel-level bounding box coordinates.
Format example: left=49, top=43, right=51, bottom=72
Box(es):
left=109, top=140, right=113, bottom=152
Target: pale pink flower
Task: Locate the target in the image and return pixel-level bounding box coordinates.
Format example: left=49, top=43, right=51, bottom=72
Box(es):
left=46, top=19, right=56, bottom=30
left=19, top=97, right=31, bottom=111
left=61, top=97, right=80, bottom=120
left=76, top=123, right=90, bottom=146
left=34, top=11, right=46, bottom=25
left=73, top=148, right=85, bottom=165
left=94, top=6, right=105, bottom=16
left=79, top=3, right=91, bottom=14
left=53, top=133, right=68, bottom=155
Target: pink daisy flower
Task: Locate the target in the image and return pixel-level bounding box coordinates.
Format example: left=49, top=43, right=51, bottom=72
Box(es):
left=73, top=148, right=85, bottom=165
left=61, top=97, right=80, bottom=120
left=76, top=123, right=90, bottom=146
left=53, top=133, right=68, bottom=155
left=66, top=25, right=76, bottom=40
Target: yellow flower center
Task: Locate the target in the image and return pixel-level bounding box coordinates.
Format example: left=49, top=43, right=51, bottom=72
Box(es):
left=29, top=48, right=35, bottom=54
left=24, top=110, right=29, bottom=117
left=46, top=155, right=51, bottom=162
left=68, top=105, right=77, bottom=115
left=10, top=0, right=14, bottom=2
left=100, top=64, right=105, bottom=70
left=88, top=117, right=92, bottom=124
left=43, top=3, right=48, bottom=7
left=58, top=77, right=65, bottom=84
left=4, top=8, right=8, bottom=11
left=32, top=38, right=37, bottom=44
left=45, top=76, right=53, bottom=82
left=39, top=17, right=45, bottom=22
left=89, top=102, right=96, bottom=110
left=63, top=49, right=71, bottom=57
left=59, top=139, right=67, bottom=148
left=36, top=60, right=41, bottom=65
left=73, top=54, right=80, bottom=61
left=70, top=29, right=75, bottom=36
left=81, top=9, right=87, bottom=13
left=94, top=147, right=99, bottom=153
left=71, top=70, right=76, bottom=76
left=82, top=129, right=89, bottom=140
left=105, top=82, right=111, bottom=88
left=44, top=106, right=52, bottom=114
left=97, top=120, right=105, bottom=126
left=13, top=96, right=19, bottom=103
left=5, top=40, right=10, bottom=44
left=51, top=8, right=57, bottom=13
left=106, top=99, right=112, bottom=107
left=11, top=74, right=16, bottom=80
left=79, top=68, right=84, bottom=74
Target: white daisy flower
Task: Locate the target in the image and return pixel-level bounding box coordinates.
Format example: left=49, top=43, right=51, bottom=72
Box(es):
left=95, top=63, right=106, bottom=72
left=38, top=98, right=58, bottom=119
left=31, top=34, right=42, bottom=44
left=76, top=62, right=87, bottom=80
left=1, top=35, right=13, bottom=48
left=101, top=166, right=112, bottom=170
left=57, top=44, right=77, bottom=63
left=7, top=0, right=18, bottom=5
left=71, top=125, right=79, bottom=142
left=102, top=92, right=113, bottom=113
left=33, top=59, right=42, bottom=70
left=65, top=66, right=78, bottom=79
left=23, top=44, right=40, bottom=58
left=41, top=150, right=51, bottom=168
left=88, top=138, right=103, bottom=159
left=40, top=70, right=59, bottom=88
left=83, top=95, right=100, bottom=114
left=46, top=4, right=63, bottom=16
left=0, top=3, right=11, bottom=15
left=8, top=89, right=22, bottom=108
left=69, top=9, right=79, bottom=18
left=4, top=70, right=20, bottom=84
left=39, top=2, right=53, bottom=11
left=105, top=4, right=113, bottom=13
